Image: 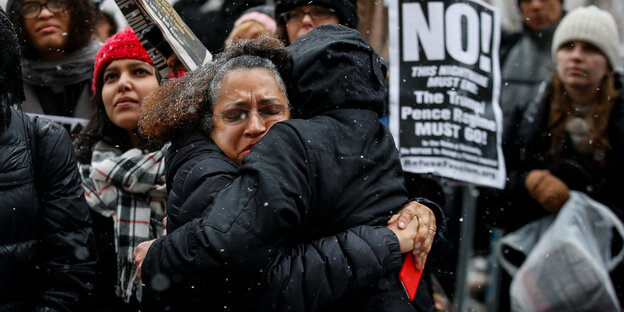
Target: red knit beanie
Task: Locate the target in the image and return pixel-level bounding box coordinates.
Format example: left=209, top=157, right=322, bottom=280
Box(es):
left=92, top=27, right=153, bottom=93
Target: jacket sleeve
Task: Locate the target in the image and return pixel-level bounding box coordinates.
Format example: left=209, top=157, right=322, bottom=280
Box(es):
left=33, top=120, right=97, bottom=312
left=252, top=225, right=403, bottom=311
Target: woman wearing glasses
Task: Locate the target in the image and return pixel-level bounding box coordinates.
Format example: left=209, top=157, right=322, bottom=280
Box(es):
left=138, top=33, right=441, bottom=311
left=275, top=0, right=358, bottom=45
left=7, top=0, right=97, bottom=124
left=73, top=28, right=167, bottom=311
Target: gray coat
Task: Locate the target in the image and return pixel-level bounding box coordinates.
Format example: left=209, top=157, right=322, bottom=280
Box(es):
left=500, top=22, right=560, bottom=126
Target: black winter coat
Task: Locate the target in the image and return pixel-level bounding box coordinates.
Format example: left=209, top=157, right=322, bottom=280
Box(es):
left=145, top=115, right=417, bottom=311
left=151, top=127, right=446, bottom=311
left=164, top=131, right=238, bottom=233
left=488, top=77, right=624, bottom=307
left=0, top=109, right=97, bottom=311
left=496, top=79, right=624, bottom=230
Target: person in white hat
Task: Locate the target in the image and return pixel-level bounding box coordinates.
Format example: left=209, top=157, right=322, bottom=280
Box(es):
left=497, top=5, right=624, bottom=308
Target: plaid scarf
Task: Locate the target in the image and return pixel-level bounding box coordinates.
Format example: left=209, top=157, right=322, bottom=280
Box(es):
left=79, top=141, right=168, bottom=302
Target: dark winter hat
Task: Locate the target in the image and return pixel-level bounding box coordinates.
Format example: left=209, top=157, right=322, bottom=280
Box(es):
left=92, top=27, right=153, bottom=93
left=0, top=7, right=24, bottom=133
left=275, top=0, right=359, bottom=29
left=287, top=24, right=386, bottom=119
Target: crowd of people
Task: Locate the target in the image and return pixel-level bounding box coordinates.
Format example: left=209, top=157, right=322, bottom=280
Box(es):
left=0, top=0, right=622, bottom=311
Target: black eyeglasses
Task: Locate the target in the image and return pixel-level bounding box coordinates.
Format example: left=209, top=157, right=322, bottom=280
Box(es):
left=21, top=0, right=67, bottom=19
left=212, top=104, right=289, bottom=126
left=280, top=8, right=336, bottom=24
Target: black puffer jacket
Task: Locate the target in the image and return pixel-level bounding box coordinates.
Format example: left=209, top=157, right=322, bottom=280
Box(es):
left=143, top=25, right=444, bottom=311
left=165, top=131, right=239, bottom=233
left=0, top=109, right=97, bottom=311
left=155, top=130, right=441, bottom=311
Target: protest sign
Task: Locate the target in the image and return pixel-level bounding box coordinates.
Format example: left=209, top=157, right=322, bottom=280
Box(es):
left=114, top=0, right=212, bottom=78
left=388, top=0, right=506, bottom=189
left=26, top=113, right=88, bottom=136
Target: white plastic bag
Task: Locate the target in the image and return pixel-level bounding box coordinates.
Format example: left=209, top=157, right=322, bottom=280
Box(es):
left=497, top=191, right=624, bottom=311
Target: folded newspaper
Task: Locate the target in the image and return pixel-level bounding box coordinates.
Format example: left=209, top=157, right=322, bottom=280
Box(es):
left=114, top=0, right=212, bottom=78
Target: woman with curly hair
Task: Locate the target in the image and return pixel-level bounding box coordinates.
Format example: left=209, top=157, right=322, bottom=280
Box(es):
left=74, top=27, right=167, bottom=311
left=136, top=33, right=441, bottom=311
left=7, top=0, right=98, bottom=124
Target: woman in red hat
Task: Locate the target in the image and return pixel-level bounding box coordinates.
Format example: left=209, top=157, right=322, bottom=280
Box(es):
left=74, top=27, right=167, bottom=311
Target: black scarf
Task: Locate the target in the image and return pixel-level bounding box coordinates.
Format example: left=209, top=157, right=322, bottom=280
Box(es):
left=21, top=41, right=100, bottom=87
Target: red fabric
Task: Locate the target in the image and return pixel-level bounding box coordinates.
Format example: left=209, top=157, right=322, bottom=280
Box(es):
left=167, top=71, right=186, bottom=79
left=92, top=27, right=153, bottom=93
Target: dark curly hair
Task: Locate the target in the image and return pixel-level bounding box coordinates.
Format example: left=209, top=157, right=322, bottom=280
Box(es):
left=7, top=0, right=97, bottom=59
left=138, top=35, right=291, bottom=142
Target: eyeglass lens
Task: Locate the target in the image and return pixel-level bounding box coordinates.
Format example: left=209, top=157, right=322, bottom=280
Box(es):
left=284, top=9, right=335, bottom=24
left=216, top=104, right=287, bottom=125
left=22, top=0, right=66, bottom=19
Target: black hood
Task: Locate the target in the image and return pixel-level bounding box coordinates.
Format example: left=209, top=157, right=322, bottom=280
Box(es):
left=0, top=7, right=24, bottom=134
left=286, top=24, right=387, bottom=119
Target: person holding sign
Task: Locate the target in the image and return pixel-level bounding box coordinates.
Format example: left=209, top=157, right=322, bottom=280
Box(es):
left=275, top=0, right=358, bottom=45
left=136, top=26, right=445, bottom=311
left=498, top=5, right=624, bottom=308
left=74, top=27, right=168, bottom=311
left=6, top=0, right=98, bottom=124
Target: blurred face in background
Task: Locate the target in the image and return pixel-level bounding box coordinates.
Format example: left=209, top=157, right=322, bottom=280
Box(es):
left=556, top=41, right=609, bottom=92
left=21, top=0, right=71, bottom=58
left=101, top=59, right=159, bottom=132
left=519, top=0, right=563, bottom=31
left=226, top=21, right=273, bottom=48
left=210, top=68, right=290, bottom=164
left=282, top=5, right=340, bottom=43
left=237, top=21, right=272, bottom=40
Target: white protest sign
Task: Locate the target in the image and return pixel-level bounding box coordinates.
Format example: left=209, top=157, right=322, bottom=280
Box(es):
left=388, top=0, right=506, bottom=189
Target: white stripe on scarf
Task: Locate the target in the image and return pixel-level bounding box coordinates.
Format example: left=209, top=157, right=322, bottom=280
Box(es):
left=79, top=141, right=168, bottom=302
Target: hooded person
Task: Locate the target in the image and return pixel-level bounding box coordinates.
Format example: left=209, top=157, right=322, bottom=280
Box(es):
left=274, top=0, right=358, bottom=45
left=138, top=25, right=446, bottom=311
left=0, top=7, right=97, bottom=311
left=7, top=0, right=98, bottom=124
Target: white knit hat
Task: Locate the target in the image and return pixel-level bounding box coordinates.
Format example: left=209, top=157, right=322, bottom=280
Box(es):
left=551, top=5, right=620, bottom=68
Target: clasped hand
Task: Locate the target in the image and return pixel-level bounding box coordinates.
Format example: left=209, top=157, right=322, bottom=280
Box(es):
left=387, top=201, right=437, bottom=270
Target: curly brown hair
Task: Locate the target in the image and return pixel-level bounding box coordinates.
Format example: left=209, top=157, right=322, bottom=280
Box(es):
left=7, top=0, right=97, bottom=59
left=138, top=35, right=291, bottom=142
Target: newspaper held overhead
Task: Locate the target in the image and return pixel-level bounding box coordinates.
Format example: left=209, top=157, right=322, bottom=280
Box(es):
left=388, top=0, right=506, bottom=189
left=114, top=0, right=212, bottom=78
